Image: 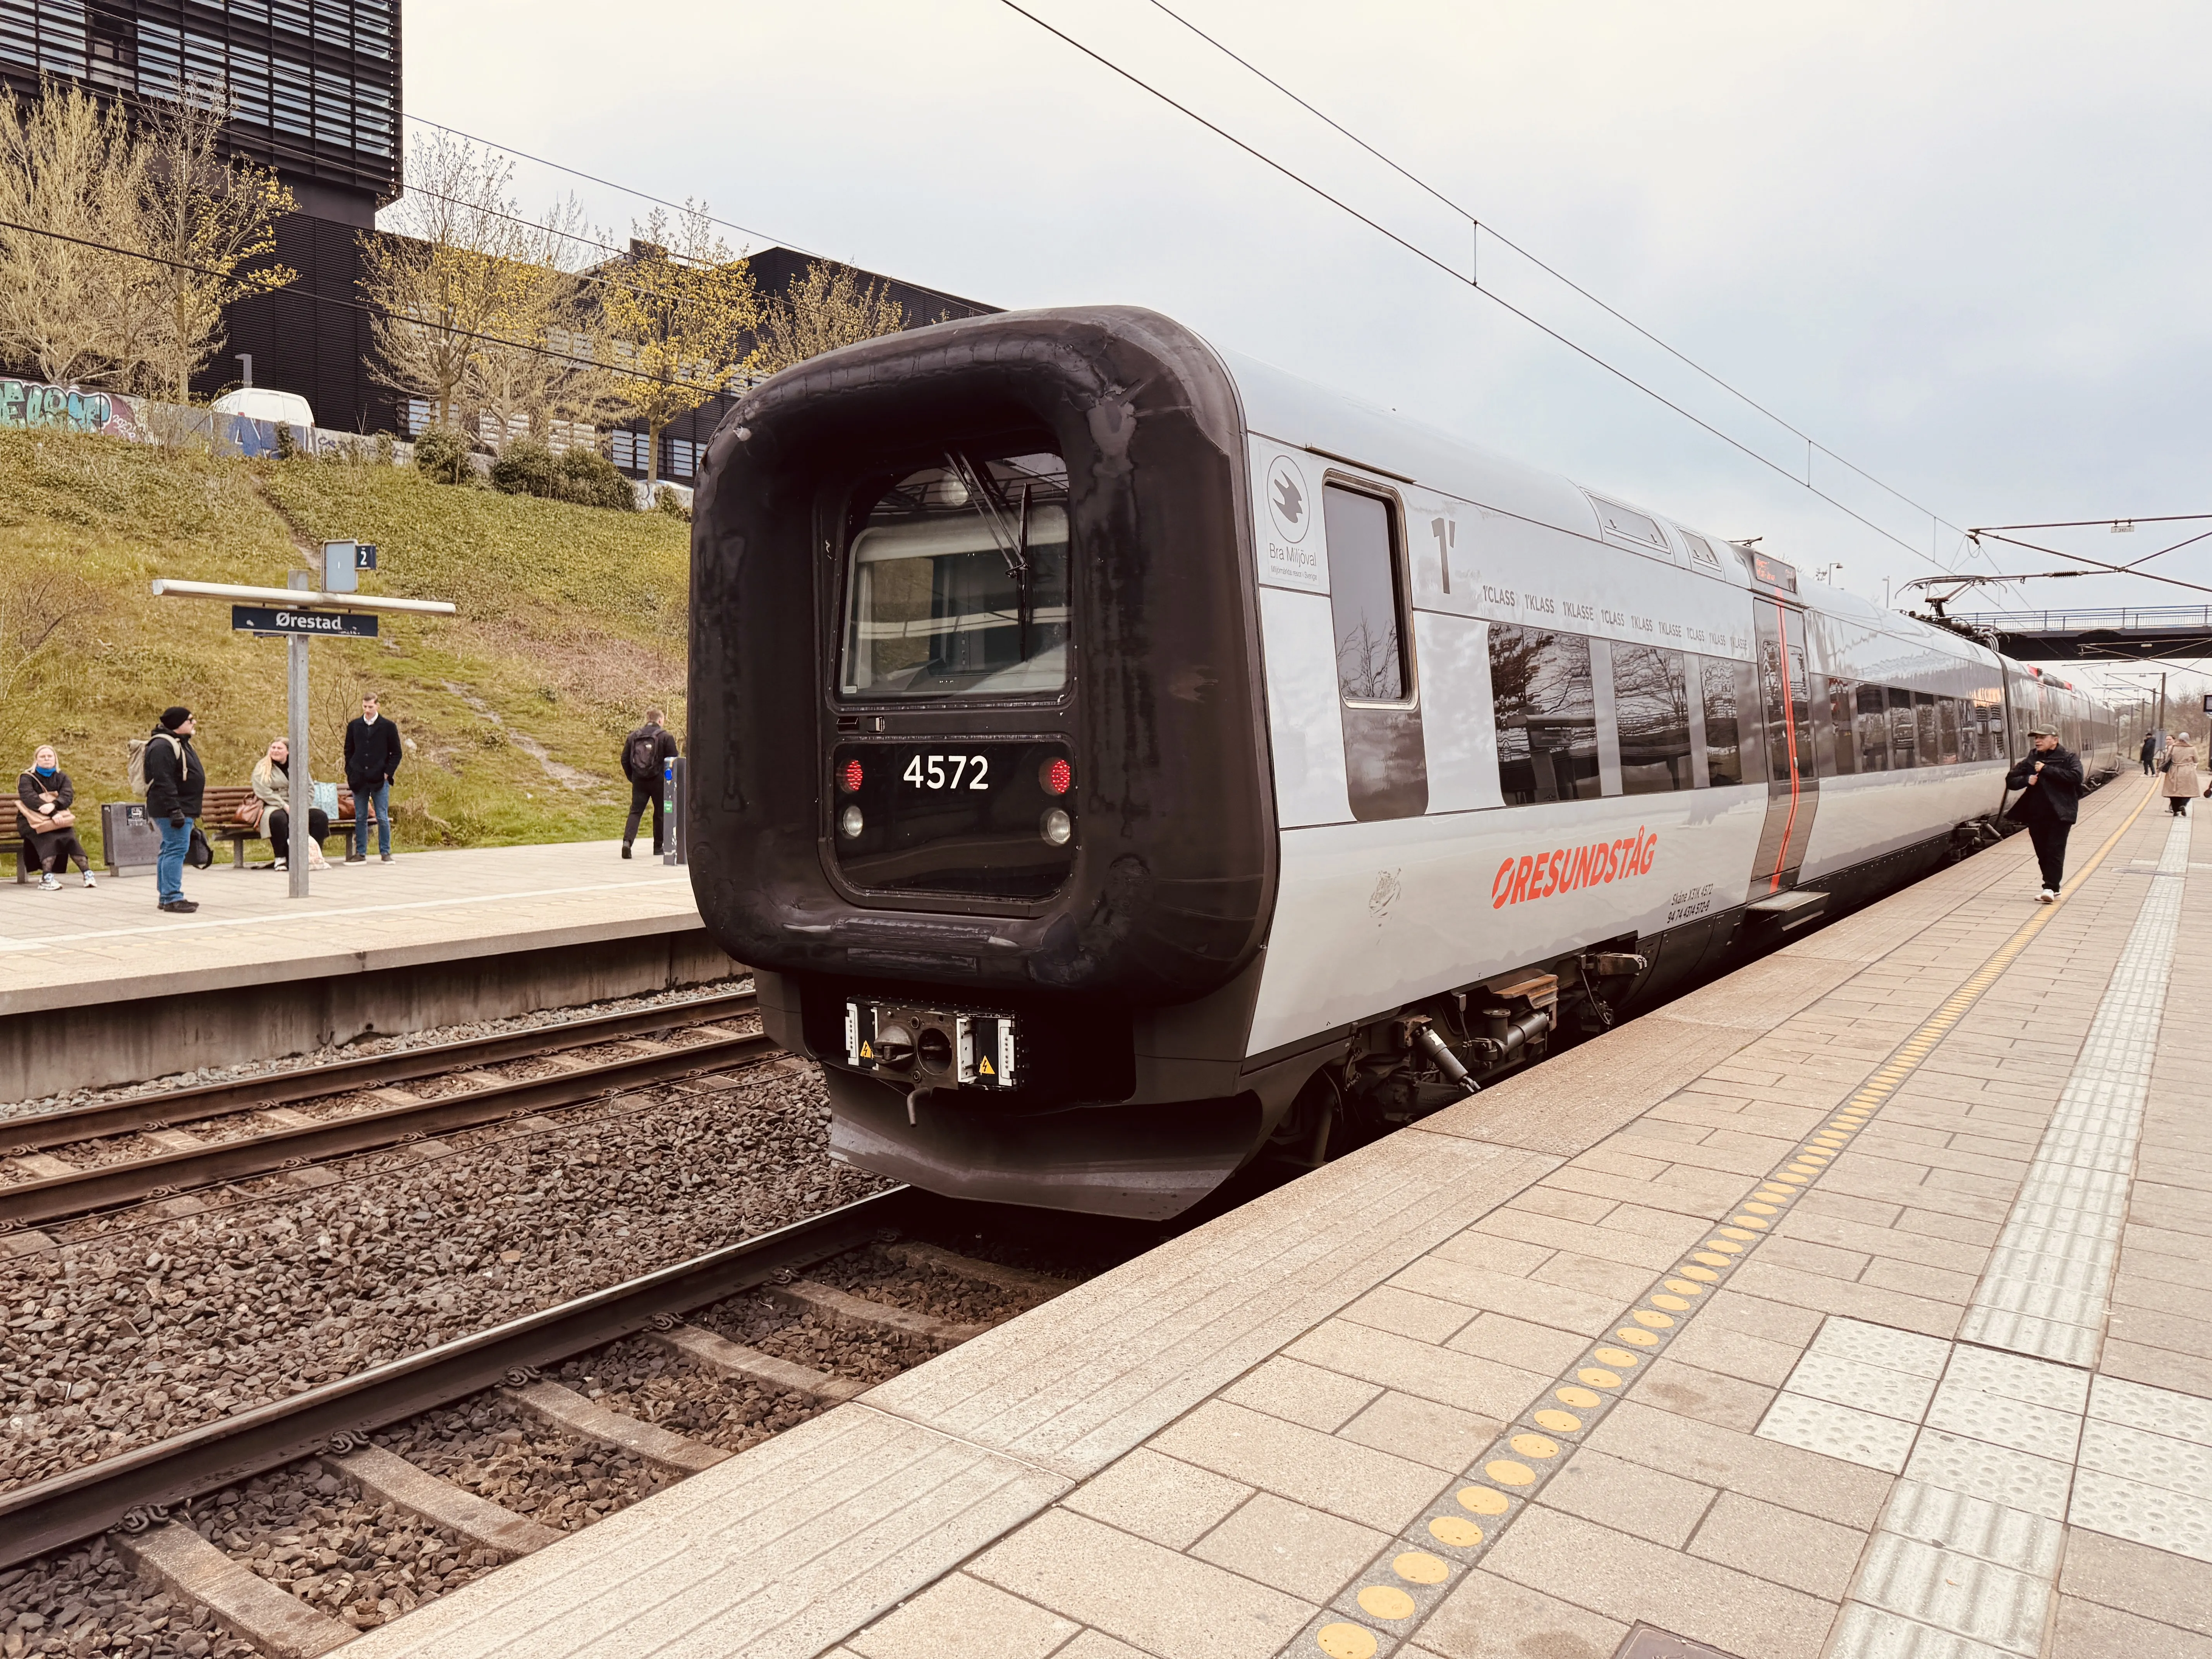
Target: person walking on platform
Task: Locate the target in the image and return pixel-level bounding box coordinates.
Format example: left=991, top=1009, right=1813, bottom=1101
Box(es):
left=251, top=738, right=331, bottom=872
left=2159, top=732, right=2199, bottom=817
left=343, top=693, right=402, bottom=864
left=18, top=745, right=94, bottom=889
left=2006, top=723, right=2082, bottom=903
left=143, top=707, right=204, bottom=914
left=620, top=708, right=678, bottom=859
left=2142, top=732, right=2158, bottom=775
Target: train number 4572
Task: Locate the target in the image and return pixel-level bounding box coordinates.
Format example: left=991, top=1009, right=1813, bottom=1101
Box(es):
left=904, top=753, right=990, bottom=790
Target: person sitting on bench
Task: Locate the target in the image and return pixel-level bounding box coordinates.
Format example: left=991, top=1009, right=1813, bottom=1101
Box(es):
left=250, top=738, right=331, bottom=871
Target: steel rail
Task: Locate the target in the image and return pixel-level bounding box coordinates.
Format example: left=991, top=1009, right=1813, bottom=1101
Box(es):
left=0, top=1030, right=780, bottom=1229
left=0, top=1186, right=919, bottom=1570
left=3, top=989, right=757, bottom=1154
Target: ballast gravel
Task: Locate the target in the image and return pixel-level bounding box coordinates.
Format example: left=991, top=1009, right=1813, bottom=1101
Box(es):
left=370, top=1398, right=680, bottom=1532
left=0, top=1064, right=888, bottom=1495
left=0, top=1535, right=249, bottom=1659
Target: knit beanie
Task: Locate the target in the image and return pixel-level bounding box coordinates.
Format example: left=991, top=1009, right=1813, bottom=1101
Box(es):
left=159, top=706, right=191, bottom=732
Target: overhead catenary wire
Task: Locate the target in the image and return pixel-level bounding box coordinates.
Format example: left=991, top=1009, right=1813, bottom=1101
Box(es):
left=1003, top=0, right=1981, bottom=577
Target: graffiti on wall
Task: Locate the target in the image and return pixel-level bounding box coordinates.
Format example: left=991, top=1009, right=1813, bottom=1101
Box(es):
left=0, top=379, right=138, bottom=438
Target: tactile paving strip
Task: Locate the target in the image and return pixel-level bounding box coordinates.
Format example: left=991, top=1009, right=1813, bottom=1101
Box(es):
left=1285, top=789, right=2165, bottom=1659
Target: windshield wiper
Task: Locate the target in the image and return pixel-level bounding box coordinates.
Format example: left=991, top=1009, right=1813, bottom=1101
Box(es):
left=945, top=449, right=1034, bottom=660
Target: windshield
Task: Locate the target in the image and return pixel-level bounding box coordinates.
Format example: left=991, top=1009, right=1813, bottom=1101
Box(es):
left=839, top=452, right=1070, bottom=700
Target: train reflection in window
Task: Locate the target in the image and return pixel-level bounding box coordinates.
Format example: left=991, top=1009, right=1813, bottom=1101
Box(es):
left=1828, top=678, right=1858, bottom=775
left=1612, top=643, right=1693, bottom=794
left=1492, top=624, right=1601, bottom=803
left=1698, top=654, right=1762, bottom=787
left=1857, top=685, right=1890, bottom=770
left=1889, top=687, right=1918, bottom=767
left=839, top=450, right=1070, bottom=701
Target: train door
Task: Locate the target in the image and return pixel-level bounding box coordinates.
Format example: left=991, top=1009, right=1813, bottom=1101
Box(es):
left=1746, top=596, right=1820, bottom=899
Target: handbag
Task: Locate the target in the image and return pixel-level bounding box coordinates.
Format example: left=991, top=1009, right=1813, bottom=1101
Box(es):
left=235, top=797, right=264, bottom=830
left=186, top=825, right=214, bottom=869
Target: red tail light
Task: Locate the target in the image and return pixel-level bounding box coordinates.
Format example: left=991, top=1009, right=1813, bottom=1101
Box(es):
left=838, top=758, right=864, bottom=794
left=1041, top=757, right=1072, bottom=795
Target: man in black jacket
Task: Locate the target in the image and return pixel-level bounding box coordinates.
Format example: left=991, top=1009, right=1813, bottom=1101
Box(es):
left=620, top=709, right=679, bottom=859
left=2006, top=724, right=2084, bottom=903
left=343, top=693, right=403, bottom=863
left=2142, top=732, right=2158, bottom=775
left=144, top=706, right=204, bottom=914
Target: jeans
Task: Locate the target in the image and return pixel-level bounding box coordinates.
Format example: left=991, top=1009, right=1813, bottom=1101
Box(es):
left=2027, top=819, right=2070, bottom=891
left=623, top=780, right=664, bottom=853
left=351, top=781, right=392, bottom=857
left=157, top=816, right=194, bottom=903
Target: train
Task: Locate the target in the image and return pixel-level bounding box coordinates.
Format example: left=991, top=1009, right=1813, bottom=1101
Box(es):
left=686, top=306, right=2126, bottom=1220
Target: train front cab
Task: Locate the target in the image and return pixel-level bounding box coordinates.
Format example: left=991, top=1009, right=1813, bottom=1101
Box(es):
left=688, top=306, right=1302, bottom=1220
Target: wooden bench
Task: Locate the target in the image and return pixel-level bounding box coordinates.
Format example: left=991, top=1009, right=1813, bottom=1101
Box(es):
left=201, top=786, right=357, bottom=869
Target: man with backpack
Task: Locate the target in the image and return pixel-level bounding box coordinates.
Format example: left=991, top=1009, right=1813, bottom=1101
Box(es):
left=620, top=709, right=678, bottom=859
left=141, top=706, right=205, bottom=914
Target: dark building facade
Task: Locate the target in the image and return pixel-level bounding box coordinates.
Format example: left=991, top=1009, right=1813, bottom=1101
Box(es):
left=1, top=0, right=402, bottom=430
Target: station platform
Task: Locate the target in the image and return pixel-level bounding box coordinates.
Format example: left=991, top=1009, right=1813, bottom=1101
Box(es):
left=345, top=776, right=2211, bottom=1659
left=0, top=842, right=733, bottom=1101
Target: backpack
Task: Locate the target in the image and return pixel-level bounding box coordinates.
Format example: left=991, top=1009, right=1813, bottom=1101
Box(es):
left=624, top=727, right=660, bottom=783
left=127, top=733, right=182, bottom=797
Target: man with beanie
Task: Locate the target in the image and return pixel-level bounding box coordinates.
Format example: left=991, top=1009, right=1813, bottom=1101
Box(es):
left=144, top=706, right=204, bottom=914
left=2005, top=723, right=2083, bottom=904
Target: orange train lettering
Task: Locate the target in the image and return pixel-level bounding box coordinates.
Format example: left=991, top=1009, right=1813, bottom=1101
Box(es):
left=1490, top=828, right=1657, bottom=910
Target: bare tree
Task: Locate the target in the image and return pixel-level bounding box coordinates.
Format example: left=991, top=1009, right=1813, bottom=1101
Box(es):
left=465, top=195, right=620, bottom=449
left=600, top=204, right=757, bottom=486
left=0, top=566, right=105, bottom=704
left=750, top=260, right=907, bottom=376
left=0, top=76, right=147, bottom=387
left=132, top=79, right=295, bottom=402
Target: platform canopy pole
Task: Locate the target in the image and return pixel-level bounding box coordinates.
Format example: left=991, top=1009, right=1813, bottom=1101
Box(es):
left=287, top=573, right=312, bottom=898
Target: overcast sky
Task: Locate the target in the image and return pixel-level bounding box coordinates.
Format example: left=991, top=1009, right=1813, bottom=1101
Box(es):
left=402, top=0, right=2212, bottom=701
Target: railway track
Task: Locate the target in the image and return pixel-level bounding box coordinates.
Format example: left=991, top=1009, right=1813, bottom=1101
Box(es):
left=0, top=1188, right=1093, bottom=1657
left=0, top=990, right=766, bottom=1234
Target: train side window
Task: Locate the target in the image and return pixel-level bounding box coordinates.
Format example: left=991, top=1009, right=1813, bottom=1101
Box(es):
left=1916, top=691, right=1940, bottom=767
left=1491, top=624, right=1601, bottom=803
left=1612, top=644, right=1693, bottom=794
left=1938, top=697, right=1962, bottom=764
left=1828, top=677, right=1858, bottom=775
left=1889, top=687, right=1918, bottom=767
left=1323, top=485, right=1408, bottom=703
left=1700, top=656, right=1743, bottom=786
left=1856, top=684, right=1889, bottom=770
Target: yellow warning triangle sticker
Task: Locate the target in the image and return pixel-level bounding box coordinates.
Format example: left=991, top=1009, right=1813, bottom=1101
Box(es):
left=979, top=1058, right=994, bottom=1075
left=859, top=1042, right=873, bottom=1058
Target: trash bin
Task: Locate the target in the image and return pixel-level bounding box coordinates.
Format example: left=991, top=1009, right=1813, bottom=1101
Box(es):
left=101, top=801, right=161, bottom=876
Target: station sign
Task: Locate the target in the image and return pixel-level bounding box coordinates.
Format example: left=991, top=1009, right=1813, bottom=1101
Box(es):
left=232, top=605, right=378, bottom=638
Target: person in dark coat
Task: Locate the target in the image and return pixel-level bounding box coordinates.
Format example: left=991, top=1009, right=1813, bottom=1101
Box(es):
left=2141, top=732, right=2158, bottom=775
left=2006, top=723, right=2084, bottom=903
left=343, top=692, right=403, bottom=863
left=18, top=745, right=94, bottom=890
left=619, top=708, right=679, bottom=859
left=143, top=706, right=204, bottom=913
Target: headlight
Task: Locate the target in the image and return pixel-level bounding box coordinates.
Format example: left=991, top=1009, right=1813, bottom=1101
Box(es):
left=839, top=805, right=864, bottom=838
left=1040, top=807, right=1072, bottom=847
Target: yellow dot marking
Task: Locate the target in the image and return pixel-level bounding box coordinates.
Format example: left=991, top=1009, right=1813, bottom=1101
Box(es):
left=1771, top=1173, right=1808, bottom=1185
left=1577, top=1367, right=1623, bottom=1389
left=1534, top=1408, right=1583, bottom=1433
left=1729, top=1216, right=1769, bottom=1231
left=1316, top=1624, right=1377, bottom=1659
left=1357, top=1585, right=1417, bottom=1621
left=1662, top=1278, right=1704, bottom=1295
left=1743, top=1202, right=1778, bottom=1215
left=1486, top=1459, right=1537, bottom=1486
left=1594, top=1347, right=1640, bottom=1367
left=1717, top=1226, right=1755, bottom=1241
left=1788, top=1162, right=1823, bottom=1174
left=1614, top=1327, right=1660, bottom=1346
left=1756, top=1187, right=1794, bottom=1200
left=1510, top=1433, right=1561, bottom=1458
left=1429, top=1515, right=1483, bottom=1548
left=1678, top=1265, right=1719, bottom=1281
left=1557, top=1385, right=1602, bottom=1408
left=1394, top=1551, right=1451, bottom=1585
left=1704, top=1239, right=1744, bottom=1254
left=1691, top=1252, right=1731, bottom=1268
left=1458, top=1486, right=1510, bottom=1515
left=1651, top=1293, right=1692, bottom=1312
left=1631, top=1309, right=1674, bottom=1329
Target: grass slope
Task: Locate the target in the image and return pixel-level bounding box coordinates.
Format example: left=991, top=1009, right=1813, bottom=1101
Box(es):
left=0, top=431, right=689, bottom=862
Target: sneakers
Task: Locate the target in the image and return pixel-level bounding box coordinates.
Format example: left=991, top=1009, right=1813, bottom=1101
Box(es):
left=345, top=852, right=366, bottom=864
left=272, top=857, right=288, bottom=871
left=38, top=873, right=60, bottom=891
left=158, top=898, right=199, bottom=914
left=380, top=852, right=393, bottom=863
left=2037, top=887, right=2058, bottom=904
left=81, top=871, right=96, bottom=888
left=621, top=843, right=633, bottom=860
